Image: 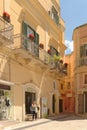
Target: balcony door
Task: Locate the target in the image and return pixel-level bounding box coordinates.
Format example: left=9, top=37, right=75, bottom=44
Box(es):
left=22, top=21, right=39, bottom=57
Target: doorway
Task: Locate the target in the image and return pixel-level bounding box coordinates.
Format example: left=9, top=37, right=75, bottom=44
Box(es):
left=78, top=94, right=84, bottom=114
left=59, top=99, right=63, bottom=113
left=85, top=93, right=87, bottom=113
left=25, top=92, right=36, bottom=114
left=52, top=94, right=55, bottom=113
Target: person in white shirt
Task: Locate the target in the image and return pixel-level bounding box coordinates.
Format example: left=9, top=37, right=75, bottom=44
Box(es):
left=30, top=101, right=37, bottom=120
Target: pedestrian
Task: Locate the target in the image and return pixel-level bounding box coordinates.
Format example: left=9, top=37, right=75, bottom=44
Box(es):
left=30, top=101, right=38, bottom=120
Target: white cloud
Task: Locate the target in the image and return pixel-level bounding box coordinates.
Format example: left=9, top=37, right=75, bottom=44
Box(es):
left=65, top=40, right=73, bottom=54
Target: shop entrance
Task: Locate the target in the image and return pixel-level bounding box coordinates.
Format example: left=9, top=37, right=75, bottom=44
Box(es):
left=25, top=92, right=36, bottom=114
left=0, top=89, right=11, bottom=120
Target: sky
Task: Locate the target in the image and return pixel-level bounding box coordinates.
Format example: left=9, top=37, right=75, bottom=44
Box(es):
left=60, top=0, right=87, bottom=54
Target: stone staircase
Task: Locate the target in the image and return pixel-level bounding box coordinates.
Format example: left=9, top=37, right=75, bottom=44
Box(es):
left=25, top=114, right=33, bottom=121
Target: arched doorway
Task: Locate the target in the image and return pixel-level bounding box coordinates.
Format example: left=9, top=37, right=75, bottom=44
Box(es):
left=23, top=82, right=39, bottom=115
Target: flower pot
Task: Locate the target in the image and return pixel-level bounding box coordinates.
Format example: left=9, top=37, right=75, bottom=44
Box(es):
left=47, top=49, right=51, bottom=55
left=59, top=60, right=63, bottom=64
left=39, top=43, right=44, bottom=49
left=28, top=34, right=34, bottom=41
left=3, top=11, right=10, bottom=23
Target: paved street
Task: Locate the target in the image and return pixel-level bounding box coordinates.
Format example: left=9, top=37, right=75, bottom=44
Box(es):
left=0, top=115, right=87, bottom=130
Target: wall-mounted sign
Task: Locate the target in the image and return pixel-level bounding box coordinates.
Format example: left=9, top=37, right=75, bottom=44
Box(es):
left=41, top=97, right=47, bottom=118
left=0, top=84, right=11, bottom=90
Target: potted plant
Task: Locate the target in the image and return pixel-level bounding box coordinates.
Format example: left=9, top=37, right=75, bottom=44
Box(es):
left=3, top=11, right=10, bottom=23
left=39, top=43, right=44, bottom=49
left=53, top=54, right=61, bottom=61
left=28, top=34, right=34, bottom=41
left=47, top=49, right=51, bottom=55
left=59, top=59, right=63, bottom=64
left=64, top=63, right=68, bottom=68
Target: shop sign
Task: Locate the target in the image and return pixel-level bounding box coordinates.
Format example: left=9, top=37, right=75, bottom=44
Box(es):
left=0, top=84, right=11, bottom=90
left=41, top=97, right=47, bottom=118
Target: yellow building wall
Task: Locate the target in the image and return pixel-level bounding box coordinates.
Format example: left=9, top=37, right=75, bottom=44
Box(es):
left=0, top=0, right=66, bottom=121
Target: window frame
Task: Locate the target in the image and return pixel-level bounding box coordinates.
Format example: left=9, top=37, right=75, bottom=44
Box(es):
left=83, top=73, right=87, bottom=85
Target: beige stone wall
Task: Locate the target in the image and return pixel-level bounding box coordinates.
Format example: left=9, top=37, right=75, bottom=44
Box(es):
left=73, top=24, right=87, bottom=114
left=0, top=0, right=65, bottom=120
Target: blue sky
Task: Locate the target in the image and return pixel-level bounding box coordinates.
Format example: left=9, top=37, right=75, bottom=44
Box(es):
left=60, top=0, right=87, bottom=54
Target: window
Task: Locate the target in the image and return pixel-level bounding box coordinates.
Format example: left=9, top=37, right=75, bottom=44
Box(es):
left=22, top=21, right=39, bottom=45
left=80, top=44, right=87, bottom=57
left=22, top=21, right=39, bottom=56
left=84, top=74, right=87, bottom=84
left=53, top=81, right=57, bottom=90
left=51, top=6, right=59, bottom=25
left=67, top=82, right=71, bottom=89
left=61, top=84, right=63, bottom=90
left=84, top=44, right=87, bottom=56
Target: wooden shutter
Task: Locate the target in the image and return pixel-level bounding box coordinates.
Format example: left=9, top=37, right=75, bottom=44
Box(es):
left=22, top=21, right=28, bottom=49
left=34, top=32, right=39, bottom=56
left=80, top=45, right=84, bottom=57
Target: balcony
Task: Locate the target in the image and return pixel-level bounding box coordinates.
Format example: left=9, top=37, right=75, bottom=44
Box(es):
left=0, top=16, right=13, bottom=44
left=13, top=34, right=67, bottom=75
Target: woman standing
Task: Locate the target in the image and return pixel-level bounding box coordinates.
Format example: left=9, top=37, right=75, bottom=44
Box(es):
left=30, top=101, right=37, bottom=120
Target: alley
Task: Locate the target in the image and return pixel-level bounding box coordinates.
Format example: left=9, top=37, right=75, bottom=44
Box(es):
left=1, top=115, right=87, bottom=130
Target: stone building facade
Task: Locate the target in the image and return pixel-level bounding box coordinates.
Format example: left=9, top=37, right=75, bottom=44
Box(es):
left=73, top=23, right=87, bottom=115
left=0, top=0, right=72, bottom=121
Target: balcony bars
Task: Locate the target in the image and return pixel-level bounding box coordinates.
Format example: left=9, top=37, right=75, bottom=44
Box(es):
left=0, top=16, right=13, bottom=42
left=13, top=34, right=67, bottom=75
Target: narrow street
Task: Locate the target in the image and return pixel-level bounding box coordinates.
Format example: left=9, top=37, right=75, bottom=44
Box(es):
left=1, top=115, right=87, bottom=130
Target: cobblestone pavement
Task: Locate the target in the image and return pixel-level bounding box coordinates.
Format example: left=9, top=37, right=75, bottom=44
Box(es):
left=0, top=114, right=87, bottom=130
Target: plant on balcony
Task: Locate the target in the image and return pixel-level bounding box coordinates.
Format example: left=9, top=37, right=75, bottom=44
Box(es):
left=64, top=63, right=68, bottom=68
left=47, top=49, right=51, bottom=55
left=59, top=59, right=63, bottom=64
left=53, top=54, right=61, bottom=61
left=28, top=34, right=34, bottom=41
left=39, top=43, right=44, bottom=49
left=3, top=11, right=10, bottom=23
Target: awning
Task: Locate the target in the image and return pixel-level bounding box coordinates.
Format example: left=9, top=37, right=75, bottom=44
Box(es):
left=0, top=79, right=14, bottom=86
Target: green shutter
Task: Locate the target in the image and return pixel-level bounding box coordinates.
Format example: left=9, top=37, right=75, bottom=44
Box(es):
left=84, top=44, right=87, bottom=56
left=56, top=15, right=59, bottom=25
left=22, top=21, right=27, bottom=36
left=34, top=32, right=39, bottom=56
left=34, top=32, right=39, bottom=45
left=22, top=21, right=28, bottom=49
left=80, top=45, right=85, bottom=57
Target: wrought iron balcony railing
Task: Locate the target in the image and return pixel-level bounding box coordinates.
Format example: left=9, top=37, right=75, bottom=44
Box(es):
left=0, top=16, right=13, bottom=42
left=13, top=34, right=67, bottom=75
